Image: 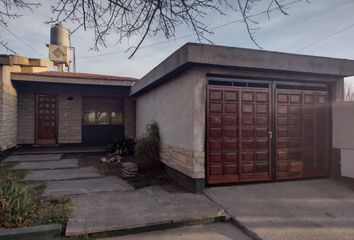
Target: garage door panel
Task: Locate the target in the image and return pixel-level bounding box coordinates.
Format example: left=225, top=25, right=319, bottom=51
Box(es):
left=210, top=102, right=223, bottom=113
left=209, top=115, right=222, bottom=125
left=241, top=152, right=254, bottom=161
left=276, top=89, right=329, bottom=180
left=225, top=103, right=238, bottom=113
left=255, top=116, right=268, bottom=125
left=207, top=86, right=271, bottom=184
left=224, top=128, right=238, bottom=137
left=208, top=84, right=329, bottom=185
left=224, top=91, right=238, bottom=101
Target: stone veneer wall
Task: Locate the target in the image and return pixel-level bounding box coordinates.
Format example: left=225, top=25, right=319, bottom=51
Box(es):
left=58, top=94, right=82, bottom=144
left=0, top=66, right=21, bottom=150
left=17, top=92, right=35, bottom=144
left=160, top=144, right=205, bottom=179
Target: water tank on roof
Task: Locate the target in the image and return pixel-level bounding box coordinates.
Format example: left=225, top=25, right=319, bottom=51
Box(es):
left=50, top=23, right=69, bottom=46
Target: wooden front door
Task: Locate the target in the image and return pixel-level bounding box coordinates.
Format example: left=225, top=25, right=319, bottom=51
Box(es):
left=276, top=89, right=330, bottom=180
left=207, top=85, right=272, bottom=184
left=36, top=94, right=58, bottom=144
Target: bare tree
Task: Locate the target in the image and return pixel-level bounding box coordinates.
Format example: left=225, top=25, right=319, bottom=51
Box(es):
left=344, top=79, right=354, bottom=101
left=0, top=0, right=308, bottom=58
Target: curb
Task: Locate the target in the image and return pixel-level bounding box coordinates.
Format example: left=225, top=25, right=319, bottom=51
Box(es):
left=0, top=224, right=62, bottom=240
left=72, top=216, right=228, bottom=239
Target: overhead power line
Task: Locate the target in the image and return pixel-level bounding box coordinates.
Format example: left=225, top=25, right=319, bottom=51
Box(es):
left=0, top=23, right=45, bottom=57
left=295, top=23, right=354, bottom=53
left=77, top=0, right=303, bottom=60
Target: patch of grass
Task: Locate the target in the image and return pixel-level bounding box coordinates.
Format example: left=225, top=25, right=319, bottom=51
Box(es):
left=0, top=178, right=34, bottom=227
left=0, top=158, right=73, bottom=228
left=39, top=197, right=73, bottom=224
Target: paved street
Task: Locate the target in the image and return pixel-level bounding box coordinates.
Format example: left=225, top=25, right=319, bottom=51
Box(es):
left=205, top=179, right=354, bottom=240
left=98, top=223, right=252, bottom=240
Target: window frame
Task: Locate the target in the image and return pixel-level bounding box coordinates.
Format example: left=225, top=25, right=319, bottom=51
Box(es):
left=82, top=96, right=124, bottom=126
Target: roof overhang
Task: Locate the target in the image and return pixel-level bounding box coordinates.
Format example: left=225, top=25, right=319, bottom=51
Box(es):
left=131, top=43, right=354, bottom=96
left=11, top=73, right=134, bottom=87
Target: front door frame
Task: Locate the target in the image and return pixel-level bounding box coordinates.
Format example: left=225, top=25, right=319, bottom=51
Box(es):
left=206, top=76, right=331, bottom=185
left=35, top=94, right=58, bottom=145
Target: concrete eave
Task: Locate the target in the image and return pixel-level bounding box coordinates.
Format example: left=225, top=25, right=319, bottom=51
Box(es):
left=11, top=73, right=134, bottom=87
left=0, top=54, right=29, bottom=66
left=131, top=43, right=354, bottom=96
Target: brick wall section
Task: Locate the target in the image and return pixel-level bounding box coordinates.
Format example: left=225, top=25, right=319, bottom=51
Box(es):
left=124, top=98, right=136, bottom=139
left=58, top=94, right=82, bottom=143
left=0, top=66, right=21, bottom=150
left=17, top=92, right=35, bottom=144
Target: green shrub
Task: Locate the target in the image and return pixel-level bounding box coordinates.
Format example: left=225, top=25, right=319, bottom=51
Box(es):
left=0, top=178, right=33, bottom=225
left=135, top=122, right=160, bottom=171
left=108, top=136, right=136, bottom=156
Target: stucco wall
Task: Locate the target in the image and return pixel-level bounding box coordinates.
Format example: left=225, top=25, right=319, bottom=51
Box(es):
left=333, top=101, right=354, bottom=178
left=136, top=69, right=206, bottom=179
left=0, top=65, right=21, bottom=150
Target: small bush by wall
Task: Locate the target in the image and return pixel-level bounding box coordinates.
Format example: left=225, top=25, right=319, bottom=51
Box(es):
left=135, top=122, right=160, bottom=171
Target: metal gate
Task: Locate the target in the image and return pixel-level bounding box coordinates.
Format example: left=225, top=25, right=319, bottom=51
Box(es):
left=207, top=81, right=330, bottom=184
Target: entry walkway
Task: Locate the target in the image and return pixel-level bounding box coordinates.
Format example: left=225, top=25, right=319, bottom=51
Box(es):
left=205, top=179, right=354, bottom=240
left=3, top=153, right=227, bottom=237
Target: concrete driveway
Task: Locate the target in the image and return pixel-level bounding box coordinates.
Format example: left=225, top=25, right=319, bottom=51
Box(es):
left=204, top=179, right=354, bottom=240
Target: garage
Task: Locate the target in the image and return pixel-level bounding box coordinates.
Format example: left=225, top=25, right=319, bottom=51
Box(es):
left=132, top=43, right=354, bottom=191
left=207, top=78, right=330, bottom=184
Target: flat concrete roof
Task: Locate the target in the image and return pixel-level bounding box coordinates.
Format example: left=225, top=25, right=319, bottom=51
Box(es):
left=12, top=72, right=135, bottom=87
left=131, top=43, right=354, bottom=96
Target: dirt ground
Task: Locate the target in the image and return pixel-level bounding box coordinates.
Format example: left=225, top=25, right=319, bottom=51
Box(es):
left=64, top=153, right=186, bottom=193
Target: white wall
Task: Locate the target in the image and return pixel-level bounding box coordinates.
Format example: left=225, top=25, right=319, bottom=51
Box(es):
left=136, top=69, right=206, bottom=152
left=136, top=68, right=206, bottom=179
left=333, top=102, right=354, bottom=178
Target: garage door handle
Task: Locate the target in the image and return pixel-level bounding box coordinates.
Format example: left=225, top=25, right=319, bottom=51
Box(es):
left=268, top=131, right=273, bottom=139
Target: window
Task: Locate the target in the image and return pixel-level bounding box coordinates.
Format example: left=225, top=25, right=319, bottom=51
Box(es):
left=84, top=112, right=96, bottom=124
left=83, top=97, right=124, bottom=125
left=111, top=112, right=123, bottom=124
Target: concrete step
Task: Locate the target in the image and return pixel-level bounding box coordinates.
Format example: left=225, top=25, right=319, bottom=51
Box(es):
left=3, top=154, right=62, bottom=162
left=65, top=186, right=226, bottom=236
left=23, top=167, right=101, bottom=182
left=12, top=159, right=78, bottom=170
left=42, top=176, right=135, bottom=197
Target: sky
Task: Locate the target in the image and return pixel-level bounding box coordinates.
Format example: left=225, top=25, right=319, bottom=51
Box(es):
left=1, top=0, right=354, bottom=79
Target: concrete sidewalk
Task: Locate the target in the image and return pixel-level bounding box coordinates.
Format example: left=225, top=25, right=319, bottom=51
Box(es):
left=66, top=186, right=226, bottom=236
left=205, top=179, right=354, bottom=240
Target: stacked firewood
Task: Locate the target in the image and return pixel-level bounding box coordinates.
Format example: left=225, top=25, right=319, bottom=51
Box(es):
left=120, top=162, right=138, bottom=178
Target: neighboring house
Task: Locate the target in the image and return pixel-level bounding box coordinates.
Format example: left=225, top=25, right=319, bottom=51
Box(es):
left=1, top=43, right=354, bottom=191
left=0, top=55, right=136, bottom=149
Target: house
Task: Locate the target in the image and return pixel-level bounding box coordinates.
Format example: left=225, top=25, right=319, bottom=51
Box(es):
left=0, top=55, right=136, bottom=149
left=1, top=43, right=354, bottom=191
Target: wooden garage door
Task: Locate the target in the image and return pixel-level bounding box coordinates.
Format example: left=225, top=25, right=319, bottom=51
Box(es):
left=207, top=85, right=272, bottom=184
left=276, top=89, right=330, bottom=180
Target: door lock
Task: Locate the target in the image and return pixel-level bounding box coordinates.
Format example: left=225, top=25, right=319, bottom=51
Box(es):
left=268, top=131, right=273, bottom=139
